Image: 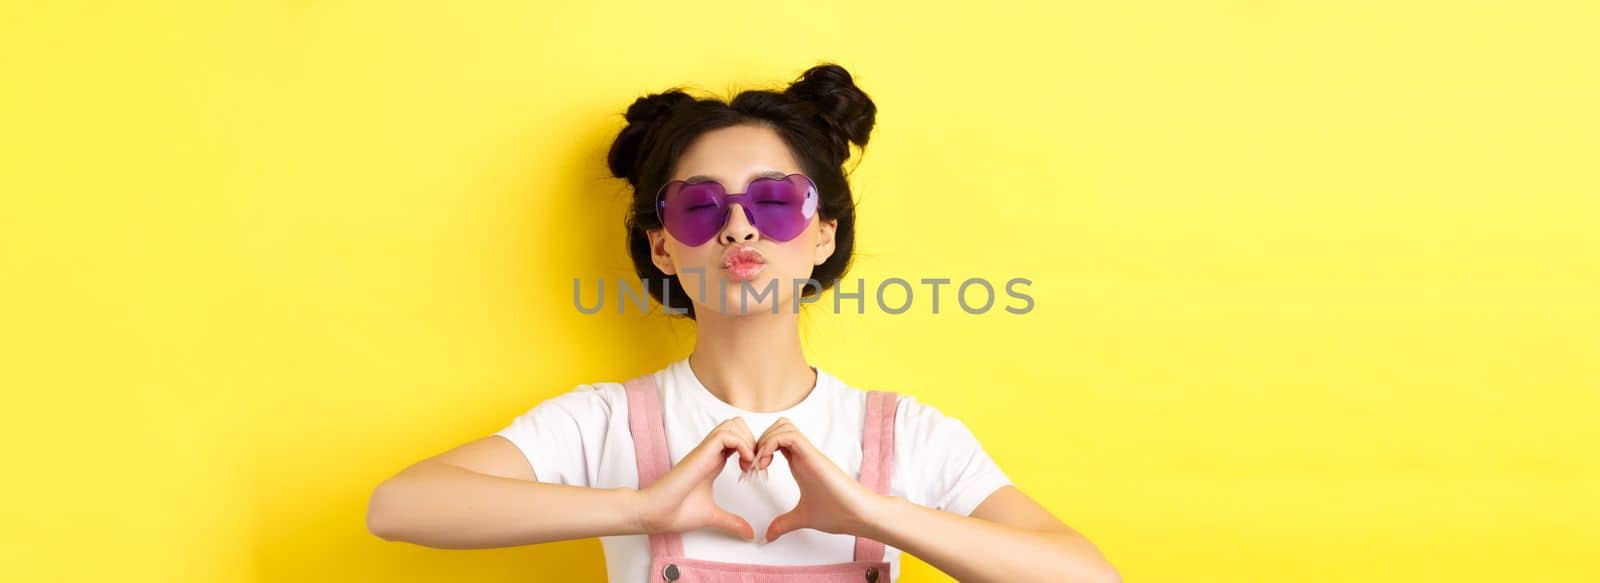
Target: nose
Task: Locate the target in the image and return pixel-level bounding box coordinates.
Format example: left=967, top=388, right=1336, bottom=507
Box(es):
left=718, top=203, right=758, bottom=244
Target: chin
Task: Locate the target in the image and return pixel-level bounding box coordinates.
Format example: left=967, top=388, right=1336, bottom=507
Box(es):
left=710, top=278, right=790, bottom=315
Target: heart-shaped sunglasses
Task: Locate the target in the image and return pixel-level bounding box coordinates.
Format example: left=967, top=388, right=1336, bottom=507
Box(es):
left=654, top=174, right=819, bottom=247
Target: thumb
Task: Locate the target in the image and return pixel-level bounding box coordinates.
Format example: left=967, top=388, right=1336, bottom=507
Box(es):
left=710, top=507, right=755, bottom=542
left=765, top=508, right=804, bottom=544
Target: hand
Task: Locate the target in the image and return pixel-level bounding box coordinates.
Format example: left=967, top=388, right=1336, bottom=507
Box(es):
left=753, top=417, right=887, bottom=544
left=630, top=417, right=759, bottom=541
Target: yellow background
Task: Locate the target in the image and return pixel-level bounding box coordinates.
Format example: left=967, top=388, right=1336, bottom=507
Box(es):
left=3, top=1, right=1597, bottom=581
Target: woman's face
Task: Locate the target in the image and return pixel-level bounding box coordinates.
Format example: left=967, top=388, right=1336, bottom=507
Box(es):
left=647, top=123, right=838, bottom=316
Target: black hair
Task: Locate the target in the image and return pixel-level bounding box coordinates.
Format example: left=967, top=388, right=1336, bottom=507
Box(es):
left=606, top=63, right=877, bottom=319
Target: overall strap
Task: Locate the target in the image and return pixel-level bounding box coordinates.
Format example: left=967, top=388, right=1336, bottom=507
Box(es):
left=853, top=390, right=900, bottom=563
left=623, top=372, right=686, bottom=559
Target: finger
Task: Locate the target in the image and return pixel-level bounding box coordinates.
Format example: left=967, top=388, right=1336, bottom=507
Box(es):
left=718, top=428, right=756, bottom=472
left=755, top=428, right=803, bottom=471
left=753, top=419, right=796, bottom=469
left=755, top=428, right=798, bottom=471
left=728, top=416, right=756, bottom=440
left=755, top=417, right=793, bottom=443
left=691, top=427, right=754, bottom=477
left=765, top=507, right=804, bottom=544
left=726, top=417, right=758, bottom=473
left=710, top=506, right=755, bottom=542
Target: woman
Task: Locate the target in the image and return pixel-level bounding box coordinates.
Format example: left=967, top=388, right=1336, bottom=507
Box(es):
left=366, top=63, right=1119, bottom=583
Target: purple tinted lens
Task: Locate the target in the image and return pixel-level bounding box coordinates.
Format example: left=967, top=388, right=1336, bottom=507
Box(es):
left=745, top=175, right=817, bottom=242
left=657, top=175, right=818, bottom=246
left=660, top=182, right=727, bottom=246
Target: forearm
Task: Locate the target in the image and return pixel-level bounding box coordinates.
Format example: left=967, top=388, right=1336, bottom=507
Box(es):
left=855, top=496, right=1119, bottom=583
left=366, top=461, right=642, bottom=549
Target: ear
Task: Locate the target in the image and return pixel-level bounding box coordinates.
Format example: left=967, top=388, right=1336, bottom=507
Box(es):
left=813, top=218, right=837, bottom=266
left=647, top=229, right=677, bottom=275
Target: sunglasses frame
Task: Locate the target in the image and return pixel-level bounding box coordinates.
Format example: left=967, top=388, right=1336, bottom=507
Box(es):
left=653, top=173, right=819, bottom=246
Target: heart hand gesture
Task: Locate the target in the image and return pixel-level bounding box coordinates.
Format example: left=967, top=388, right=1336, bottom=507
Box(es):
left=752, top=417, right=884, bottom=544
left=630, top=417, right=759, bottom=541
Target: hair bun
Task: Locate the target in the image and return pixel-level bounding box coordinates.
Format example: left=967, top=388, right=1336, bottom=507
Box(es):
left=608, top=90, right=695, bottom=185
left=783, top=63, right=877, bottom=160
left=623, top=90, right=695, bottom=125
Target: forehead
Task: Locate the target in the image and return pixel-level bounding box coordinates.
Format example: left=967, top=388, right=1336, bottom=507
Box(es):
left=670, top=124, right=803, bottom=185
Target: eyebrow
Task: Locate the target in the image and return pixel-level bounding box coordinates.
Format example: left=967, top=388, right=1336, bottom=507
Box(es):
left=682, top=170, right=789, bottom=184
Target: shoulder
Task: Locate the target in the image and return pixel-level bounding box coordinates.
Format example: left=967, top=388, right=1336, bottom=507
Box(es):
left=492, top=379, right=638, bottom=487
left=891, top=393, right=974, bottom=439
left=538, top=380, right=626, bottom=409
left=820, top=374, right=966, bottom=433
left=829, top=381, right=983, bottom=451
left=885, top=393, right=1012, bottom=514
left=501, top=379, right=633, bottom=426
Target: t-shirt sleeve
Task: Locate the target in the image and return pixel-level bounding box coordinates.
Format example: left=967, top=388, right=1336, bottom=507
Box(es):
left=492, top=384, right=616, bottom=488
left=894, top=395, right=1013, bottom=517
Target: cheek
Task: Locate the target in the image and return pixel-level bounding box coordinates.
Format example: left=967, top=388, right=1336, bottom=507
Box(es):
left=666, top=240, right=713, bottom=266
left=770, top=235, right=819, bottom=274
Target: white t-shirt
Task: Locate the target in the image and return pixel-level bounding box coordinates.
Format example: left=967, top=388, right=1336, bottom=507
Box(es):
left=493, top=357, right=1012, bottom=583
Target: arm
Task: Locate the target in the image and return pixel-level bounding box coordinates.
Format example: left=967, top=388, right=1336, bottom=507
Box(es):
left=368, top=417, right=764, bottom=549
left=747, top=414, right=1120, bottom=582
left=852, top=485, right=1120, bottom=583
left=365, top=435, right=642, bottom=549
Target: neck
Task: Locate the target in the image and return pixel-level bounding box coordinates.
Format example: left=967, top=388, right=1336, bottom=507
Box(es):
left=687, top=305, right=816, bottom=413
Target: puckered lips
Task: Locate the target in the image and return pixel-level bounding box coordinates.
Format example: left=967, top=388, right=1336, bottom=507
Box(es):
left=720, top=245, right=767, bottom=282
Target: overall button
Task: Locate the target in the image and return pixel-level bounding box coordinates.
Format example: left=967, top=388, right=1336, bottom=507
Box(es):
left=865, top=566, right=879, bottom=583
left=662, top=563, right=680, bottom=581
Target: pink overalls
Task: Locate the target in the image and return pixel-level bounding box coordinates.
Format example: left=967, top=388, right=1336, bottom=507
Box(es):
left=622, top=373, right=900, bottom=583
